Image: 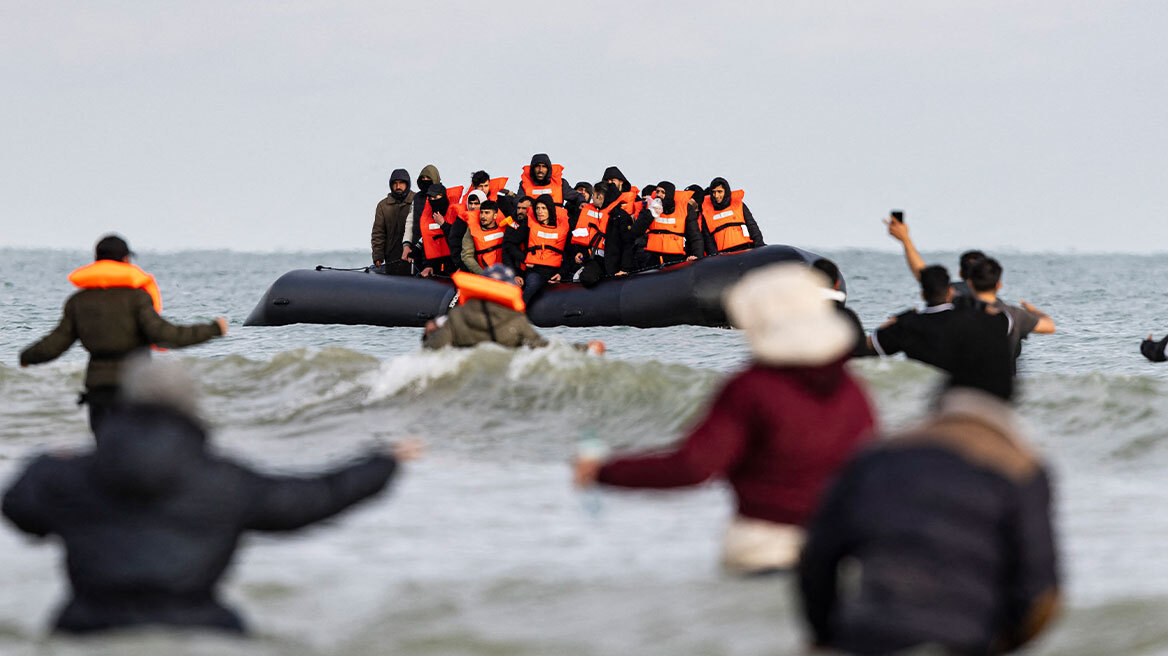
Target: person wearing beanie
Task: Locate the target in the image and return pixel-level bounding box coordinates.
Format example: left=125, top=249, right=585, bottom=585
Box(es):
left=403, top=164, right=442, bottom=264
left=574, top=264, right=875, bottom=574
left=372, top=168, right=414, bottom=274
left=518, top=153, right=572, bottom=205
left=799, top=303, right=1060, bottom=656
left=2, top=355, right=420, bottom=635
left=629, top=180, right=705, bottom=267
left=19, top=234, right=228, bottom=433
left=423, top=264, right=604, bottom=353
left=700, top=177, right=764, bottom=256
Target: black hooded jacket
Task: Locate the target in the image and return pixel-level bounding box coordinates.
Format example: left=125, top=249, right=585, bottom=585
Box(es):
left=701, top=177, right=764, bottom=254
left=503, top=194, right=573, bottom=278
left=630, top=181, right=704, bottom=259
left=2, top=403, right=397, bottom=635
left=521, top=154, right=574, bottom=207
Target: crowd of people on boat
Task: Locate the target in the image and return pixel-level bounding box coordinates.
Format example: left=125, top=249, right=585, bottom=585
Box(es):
left=8, top=222, right=1073, bottom=653
left=370, top=155, right=765, bottom=302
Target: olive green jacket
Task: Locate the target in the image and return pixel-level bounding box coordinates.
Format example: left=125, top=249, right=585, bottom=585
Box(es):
left=20, top=288, right=223, bottom=389
left=422, top=300, right=548, bottom=350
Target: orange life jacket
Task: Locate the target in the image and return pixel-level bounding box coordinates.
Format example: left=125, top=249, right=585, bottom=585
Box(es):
left=525, top=207, right=570, bottom=269
left=68, top=260, right=163, bottom=313
left=701, top=190, right=753, bottom=252
left=420, top=185, right=465, bottom=260
left=619, top=187, right=639, bottom=216
left=571, top=203, right=610, bottom=254
left=465, top=210, right=507, bottom=269
left=645, top=190, right=694, bottom=255
left=461, top=177, right=510, bottom=206
left=452, top=270, right=525, bottom=313
left=520, top=164, right=564, bottom=204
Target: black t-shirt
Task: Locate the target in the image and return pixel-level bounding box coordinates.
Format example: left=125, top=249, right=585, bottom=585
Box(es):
left=872, top=304, right=960, bottom=369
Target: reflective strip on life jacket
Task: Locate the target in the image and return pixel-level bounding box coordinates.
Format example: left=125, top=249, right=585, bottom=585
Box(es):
left=645, top=190, right=693, bottom=255
left=524, top=207, right=569, bottom=268
left=420, top=186, right=465, bottom=260
left=520, top=164, right=564, bottom=204
left=452, top=270, right=525, bottom=313
left=466, top=210, right=507, bottom=269
left=700, top=190, right=752, bottom=252
left=68, top=260, right=163, bottom=313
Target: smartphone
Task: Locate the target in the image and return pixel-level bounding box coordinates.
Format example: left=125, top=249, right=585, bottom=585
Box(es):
left=891, top=210, right=905, bottom=224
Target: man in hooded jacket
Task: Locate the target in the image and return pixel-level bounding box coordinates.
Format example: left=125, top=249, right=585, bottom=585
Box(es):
left=403, top=164, right=442, bottom=265
left=1, top=356, right=419, bottom=635
left=371, top=168, right=414, bottom=275
left=701, top=177, right=764, bottom=255
left=629, top=180, right=704, bottom=267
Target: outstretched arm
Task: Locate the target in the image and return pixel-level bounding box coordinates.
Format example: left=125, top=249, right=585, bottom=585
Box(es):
left=1019, top=301, right=1056, bottom=334
left=885, top=218, right=925, bottom=280
left=243, top=452, right=399, bottom=531
left=19, top=302, right=78, bottom=367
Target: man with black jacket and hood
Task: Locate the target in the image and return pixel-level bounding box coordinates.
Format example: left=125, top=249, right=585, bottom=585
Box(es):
left=372, top=168, right=414, bottom=275
left=630, top=180, right=704, bottom=267
left=700, top=177, right=764, bottom=255
left=2, top=356, right=421, bottom=636
left=403, top=164, right=442, bottom=265
left=506, top=194, right=572, bottom=304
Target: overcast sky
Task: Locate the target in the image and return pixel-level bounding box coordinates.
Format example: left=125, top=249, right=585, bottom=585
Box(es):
left=1, top=1, right=1165, bottom=255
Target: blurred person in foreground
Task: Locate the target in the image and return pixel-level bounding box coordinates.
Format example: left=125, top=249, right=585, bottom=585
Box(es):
left=19, top=234, right=227, bottom=433
left=573, top=264, right=875, bottom=574
left=799, top=308, right=1060, bottom=655
left=423, top=265, right=604, bottom=354
left=811, top=258, right=868, bottom=358
left=1, top=356, right=421, bottom=636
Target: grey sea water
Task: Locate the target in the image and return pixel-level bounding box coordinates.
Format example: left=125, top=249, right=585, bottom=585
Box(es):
left=2, top=246, right=1168, bottom=655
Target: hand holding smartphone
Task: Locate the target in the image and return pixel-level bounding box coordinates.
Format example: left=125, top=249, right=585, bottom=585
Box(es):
left=891, top=210, right=905, bottom=224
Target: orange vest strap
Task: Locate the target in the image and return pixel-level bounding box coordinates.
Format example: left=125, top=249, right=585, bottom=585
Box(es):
left=68, top=260, right=163, bottom=313
left=452, top=270, right=525, bottom=313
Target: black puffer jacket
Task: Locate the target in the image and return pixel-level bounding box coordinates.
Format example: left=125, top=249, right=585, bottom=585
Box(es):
left=2, top=403, right=397, bottom=634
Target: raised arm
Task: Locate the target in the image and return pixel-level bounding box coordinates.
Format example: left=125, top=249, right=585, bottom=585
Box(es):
left=885, top=218, right=926, bottom=280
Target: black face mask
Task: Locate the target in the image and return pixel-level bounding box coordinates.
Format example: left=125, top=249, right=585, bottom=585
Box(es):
left=418, top=178, right=433, bottom=194
left=428, top=196, right=449, bottom=215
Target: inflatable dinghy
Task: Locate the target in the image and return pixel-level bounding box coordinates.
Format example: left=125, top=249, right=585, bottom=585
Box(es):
left=244, top=245, right=841, bottom=329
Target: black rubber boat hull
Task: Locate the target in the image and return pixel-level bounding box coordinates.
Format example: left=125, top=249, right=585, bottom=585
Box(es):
left=244, top=245, right=839, bottom=329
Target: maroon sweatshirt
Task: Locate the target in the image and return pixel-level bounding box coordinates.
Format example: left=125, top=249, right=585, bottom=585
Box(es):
left=597, top=360, right=876, bottom=525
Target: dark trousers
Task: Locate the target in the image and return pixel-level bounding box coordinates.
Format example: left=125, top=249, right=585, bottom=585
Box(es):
left=81, top=386, right=120, bottom=434
left=522, top=265, right=559, bottom=304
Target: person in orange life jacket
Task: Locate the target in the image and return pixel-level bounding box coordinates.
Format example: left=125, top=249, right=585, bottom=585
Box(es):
left=371, top=168, right=414, bottom=275
left=519, top=153, right=573, bottom=205
left=446, top=190, right=486, bottom=272
left=18, top=235, right=227, bottom=433
left=701, top=177, right=764, bottom=255
left=460, top=200, right=508, bottom=275
left=570, top=182, right=635, bottom=286
left=423, top=264, right=605, bottom=353
left=601, top=166, right=642, bottom=218
left=412, top=183, right=463, bottom=278
left=461, top=170, right=510, bottom=205
left=511, top=194, right=572, bottom=304
left=630, top=181, right=703, bottom=267
left=402, top=164, right=441, bottom=265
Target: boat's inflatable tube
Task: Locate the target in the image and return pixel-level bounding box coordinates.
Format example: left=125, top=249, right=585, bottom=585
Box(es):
left=244, top=245, right=841, bottom=329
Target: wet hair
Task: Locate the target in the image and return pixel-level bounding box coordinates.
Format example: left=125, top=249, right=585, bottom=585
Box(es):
left=919, top=265, right=952, bottom=305
left=967, top=257, right=1003, bottom=293
left=811, top=258, right=840, bottom=287
left=958, top=250, right=987, bottom=281
left=471, top=170, right=490, bottom=187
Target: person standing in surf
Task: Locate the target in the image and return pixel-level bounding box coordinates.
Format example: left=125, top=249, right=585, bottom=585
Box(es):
left=19, top=234, right=227, bottom=432
left=573, top=264, right=875, bottom=574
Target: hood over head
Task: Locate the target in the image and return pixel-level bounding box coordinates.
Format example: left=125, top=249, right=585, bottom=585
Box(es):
left=724, top=264, right=854, bottom=367
left=418, top=164, right=441, bottom=192
left=467, top=189, right=487, bottom=205
left=685, top=184, right=705, bottom=208
left=602, top=166, right=630, bottom=189
left=389, top=168, right=411, bottom=200
left=529, top=153, right=553, bottom=184
left=656, top=181, right=677, bottom=214
left=708, top=177, right=732, bottom=210
left=532, top=194, right=557, bottom=225
left=574, top=181, right=593, bottom=199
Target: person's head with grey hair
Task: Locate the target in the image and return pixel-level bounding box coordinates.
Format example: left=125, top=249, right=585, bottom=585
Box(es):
left=119, top=354, right=201, bottom=420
